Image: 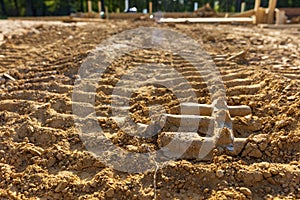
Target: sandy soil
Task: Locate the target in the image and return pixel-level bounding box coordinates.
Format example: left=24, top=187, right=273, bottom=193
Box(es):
left=0, top=19, right=299, bottom=199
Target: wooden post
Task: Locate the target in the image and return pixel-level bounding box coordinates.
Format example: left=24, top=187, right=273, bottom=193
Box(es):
left=105, top=6, right=109, bottom=19
left=149, top=1, right=153, bottom=14
left=275, top=9, right=285, bottom=25
left=255, top=7, right=266, bottom=24
left=98, top=0, right=102, bottom=13
left=267, top=0, right=277, bottom=24
left=241, top=2, right=246, bottom=12
left=125, top=0, right=129, bottom=12
left=254, top=0, right=261, bottom=24
left=194, top=2, right=198, bottom=11
left=254, top=0, right=260, bottom=12
left=88, top=0, right=92, bottom=13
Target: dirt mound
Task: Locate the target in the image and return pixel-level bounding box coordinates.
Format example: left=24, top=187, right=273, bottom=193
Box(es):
left=194, top=3, right=217, bottom=17
left=0, top=20, right=299, bottom=199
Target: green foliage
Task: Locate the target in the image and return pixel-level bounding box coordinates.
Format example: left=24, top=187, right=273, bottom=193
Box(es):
left=0, top=0, right=299, bottom=17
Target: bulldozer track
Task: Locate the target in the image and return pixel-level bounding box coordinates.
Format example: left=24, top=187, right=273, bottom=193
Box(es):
left=0, top=21, right=299, bottom=199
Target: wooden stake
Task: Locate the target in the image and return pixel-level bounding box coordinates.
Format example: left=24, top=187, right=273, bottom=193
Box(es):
left=254, top=0, right=261, bottom=12
left=3, top=73, right=16, bottom=81
left=125, top=0, right=129, bottom=12
left=105, top=6, right=109, bottom=19
left=275, top=9, right=286, bottom=25
left=241, top=2, right=246, bottom=12
left=88, top=0, right=92, bottom=13
left=149, top=2, right=153, bottom=14
left=98, top=0, right=102, bottom=13
left=255, top=7, right=266, bottom=24
left=267, top=0, right=277, bottom=24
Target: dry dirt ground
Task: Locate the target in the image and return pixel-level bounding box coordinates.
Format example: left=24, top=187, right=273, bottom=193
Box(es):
left=0, top=19, right=299, bottom=200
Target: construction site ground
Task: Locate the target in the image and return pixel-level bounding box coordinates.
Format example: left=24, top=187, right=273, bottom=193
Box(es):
left=0, top=19, right=299, bottom=199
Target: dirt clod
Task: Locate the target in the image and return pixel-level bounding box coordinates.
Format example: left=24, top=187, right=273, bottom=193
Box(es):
left=239, top=187, right=252, bottom=197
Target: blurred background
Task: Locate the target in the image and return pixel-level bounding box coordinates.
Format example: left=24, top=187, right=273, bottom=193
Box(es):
left=0, top=0, right=299, bottom=17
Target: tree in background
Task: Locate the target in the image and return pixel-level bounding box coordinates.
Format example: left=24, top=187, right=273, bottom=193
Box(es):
left=0, top=0, right=299, bottom=17
left=0, top=0, right=7, bottom=16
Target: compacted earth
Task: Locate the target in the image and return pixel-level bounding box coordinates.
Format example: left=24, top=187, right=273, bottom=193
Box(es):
left=0, top=19, right=299, bottom=199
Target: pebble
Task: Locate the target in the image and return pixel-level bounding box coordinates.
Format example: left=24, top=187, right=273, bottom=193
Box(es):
left=6, top=85, right=12, bottom=91
left=240, top=187, right=252, bottom=196
left=265, top=187, right=272, bottom=193
left=248, top=148, right=263, bottom=158
left=270, top=168, right=279, bottom=175
left=28, top=146, right=43, bottom=156
left=267, top=177, right=276, bottom=185
left=287, top=96, right=296, bottom=101
left=48, top=157, right=56, bottom=167
left=258, top=142, right=268, bottom=151
left=106, top=188, right=115, bottom=198
left=55, top=181, right=68, bottom=193
left=204, top=188, right=210, bottom=193
left=56, top=153, right=63, bottom=160
left=216, top=169, right=225, bottom=178
left=90, top=181, right=97, bottom=188
left=0, top=77, right=5, bottom=84
left=276, top=120, right=289, bottom=129
left=263, top=171, right=272, bottom=178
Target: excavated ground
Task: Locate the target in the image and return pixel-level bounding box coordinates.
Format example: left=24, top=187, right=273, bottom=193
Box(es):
left=0, top=19, right=299, bottom=200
